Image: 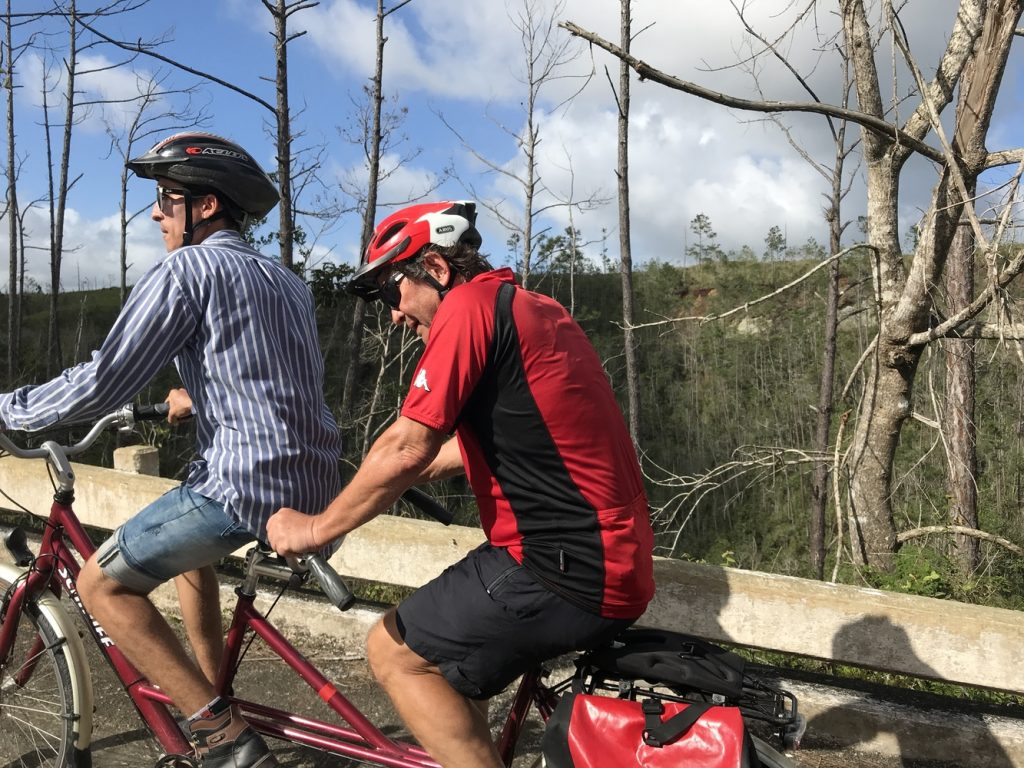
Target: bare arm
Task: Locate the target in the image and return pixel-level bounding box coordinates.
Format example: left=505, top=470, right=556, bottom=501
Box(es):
left=415, top=437, right=465, bottom=483
left=267, top=415, right=446, bottom=556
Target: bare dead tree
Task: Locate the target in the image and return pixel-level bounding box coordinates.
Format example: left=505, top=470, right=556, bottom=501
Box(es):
left=614, top=0, right=640, bottom=447
left=943, top=216, right=980, bottom=574
left=440, top=0, right=596, bottom=290
left=725, top=1, right=860, bottom=579
left=103, top=72, right=208, bottom=305
left=356, top=309, right=420, bottom=459
left=75, top=6, right=325, bottom=267
left=262, top=0, right=318, bottom=269
left=938, top=5, right=1005, bottom=576
left=2, top=1, right=38, bottom=382
left=339, top=0, right=420, bottom=425
left=45, top=8, right=76, bottom=375
left=3, top=30, right=14, bottom=384
left=564, top=1, right=1024, bottom=572
left=40, top=0, right=146, bottom=374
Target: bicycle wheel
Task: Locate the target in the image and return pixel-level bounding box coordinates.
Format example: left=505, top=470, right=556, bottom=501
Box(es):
left=753, top=734, right=798, bottom=768
left=0, top=571, right=78, bottom=768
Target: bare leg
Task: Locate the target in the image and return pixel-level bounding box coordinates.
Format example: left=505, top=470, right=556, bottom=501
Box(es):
left=175, top=566, right=224, bottom=686
left=78, top=555, right=214, bottom=714
left=367, top=610, right=503, bottom=768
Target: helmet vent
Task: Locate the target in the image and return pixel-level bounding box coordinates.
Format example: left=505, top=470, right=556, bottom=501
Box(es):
left=376, top=222, right=407, bottom=248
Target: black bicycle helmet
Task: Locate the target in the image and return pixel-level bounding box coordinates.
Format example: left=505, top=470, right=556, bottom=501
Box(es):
left=128, top=132, right=279, bottom=245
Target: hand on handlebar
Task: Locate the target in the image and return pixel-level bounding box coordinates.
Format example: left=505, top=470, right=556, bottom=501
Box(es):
left=164, top=388, right=194, bottom=425
left=267, top=506, right=319, bottom=558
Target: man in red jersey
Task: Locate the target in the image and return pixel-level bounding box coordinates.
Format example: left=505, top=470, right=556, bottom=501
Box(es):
left=268, top=201, right=654, bottom=768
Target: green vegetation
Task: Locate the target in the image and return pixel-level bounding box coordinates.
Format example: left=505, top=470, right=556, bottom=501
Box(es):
left=4, top=244, right=1023, bottom=612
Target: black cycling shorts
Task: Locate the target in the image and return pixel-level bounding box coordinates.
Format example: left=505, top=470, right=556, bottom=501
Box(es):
left=395, top=542, right=635, bottom=700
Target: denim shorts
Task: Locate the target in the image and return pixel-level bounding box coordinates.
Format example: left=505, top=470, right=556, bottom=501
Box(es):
left=94, top=485, right=255, bottom=594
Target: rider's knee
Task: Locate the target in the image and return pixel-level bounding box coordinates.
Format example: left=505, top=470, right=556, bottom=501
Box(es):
left=366, top=615, right=397, bottom=680
left=77, top=556, right=114, bottom=608
left=368, top=610, right=431, bottom=687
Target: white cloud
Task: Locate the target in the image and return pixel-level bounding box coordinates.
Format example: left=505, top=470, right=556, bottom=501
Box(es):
left=0, top=206, right=165, bottom=294
left=4, top=0, right=1009, bottom=292
left=394, top=0, right=973, bottom=263
left=20, top=51, right=167, bottom=137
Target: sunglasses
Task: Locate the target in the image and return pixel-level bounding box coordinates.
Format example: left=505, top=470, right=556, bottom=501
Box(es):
left=155, top=185, right=190, bottom=209
left=378, top=270, right=406, bottom=310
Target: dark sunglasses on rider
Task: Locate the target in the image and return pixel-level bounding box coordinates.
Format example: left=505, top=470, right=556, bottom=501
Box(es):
left=155, top=185, right=190, bottom=209
left=378, top=270, right=406, bottom=310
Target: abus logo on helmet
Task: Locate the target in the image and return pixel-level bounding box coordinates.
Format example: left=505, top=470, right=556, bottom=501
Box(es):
left=185, top=146, right=245, bottom=159
left=436, top=225, right=455, bottom=234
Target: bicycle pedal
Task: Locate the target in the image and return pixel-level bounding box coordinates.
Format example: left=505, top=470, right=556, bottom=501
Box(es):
left=154, top=754, right=199, bottom=768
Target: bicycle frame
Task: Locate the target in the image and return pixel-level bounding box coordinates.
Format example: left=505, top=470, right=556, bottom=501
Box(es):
left=2, top=491, right=558, bottom=767
left=218, top=547, right=561, bottom=767
left=1, top=494, right=193, bottom=755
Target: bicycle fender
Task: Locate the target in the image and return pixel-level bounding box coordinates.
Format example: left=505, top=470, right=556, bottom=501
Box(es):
left=0, top=562, right=95, bottom=754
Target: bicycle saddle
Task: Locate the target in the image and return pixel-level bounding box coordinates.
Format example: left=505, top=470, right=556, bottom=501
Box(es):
left=579, top=628, right=746, bottom=699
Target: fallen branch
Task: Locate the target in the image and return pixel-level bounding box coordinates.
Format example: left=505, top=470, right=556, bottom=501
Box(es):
left=626, top=244, right=873, bottom=330
left=897, top=525, right=1024, bottom=557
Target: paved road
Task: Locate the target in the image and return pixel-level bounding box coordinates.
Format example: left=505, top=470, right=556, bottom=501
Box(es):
left=0, top=528, right=957, bottom=768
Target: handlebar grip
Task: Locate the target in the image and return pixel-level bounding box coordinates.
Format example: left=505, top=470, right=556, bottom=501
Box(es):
left=401, top=487, right=454, bottom=525
left=133, top=403, right=171, bottom=421
left=306, top=553, right=356, bottom=612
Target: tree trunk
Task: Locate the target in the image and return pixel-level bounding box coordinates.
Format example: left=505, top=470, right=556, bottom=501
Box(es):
left=49, top=0, right=78, bottom=375
left=943, top=218, right=979, bottom=573
left=5, top=1, right=18, bottom=383
left=810, top=189, right=844, bottom=579
left=617, top=0, right=640, bottom=447
left=841, top=0, right=1010, bottom=571
left=340, top=0, right=387, bottom=421
left=935, top=0, right=1019, bottom=576
left=272, top=0, right=294, bottom=269
left=118, top=163, right=129, bottom=307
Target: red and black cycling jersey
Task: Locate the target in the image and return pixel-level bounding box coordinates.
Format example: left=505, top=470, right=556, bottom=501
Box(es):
left=401, top=268, right=654, bottom=619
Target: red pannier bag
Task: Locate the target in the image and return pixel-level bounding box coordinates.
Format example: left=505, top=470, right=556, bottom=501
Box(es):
left=541, top=692, right=756, bottom=768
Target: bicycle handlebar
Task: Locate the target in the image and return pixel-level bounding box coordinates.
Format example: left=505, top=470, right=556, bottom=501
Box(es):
left=133, top=402, right=171, bottom=422
left=0, top=403, right=169, bottom=463
left=0, top=403, right=171, bottom=492
left=305, top=553, right=356, bottom=611
left=400, top=486, right=454, bottom=525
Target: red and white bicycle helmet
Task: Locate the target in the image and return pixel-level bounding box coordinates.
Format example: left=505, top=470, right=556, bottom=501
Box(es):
left=348, top=200, right=482, bottom=302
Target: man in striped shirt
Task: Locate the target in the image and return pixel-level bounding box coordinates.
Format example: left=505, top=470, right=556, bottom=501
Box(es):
left=0, top=133, right=339, bottom=768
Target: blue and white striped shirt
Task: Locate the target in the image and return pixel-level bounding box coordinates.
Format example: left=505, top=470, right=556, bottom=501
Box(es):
left=0, top=230, right=341, bottom=540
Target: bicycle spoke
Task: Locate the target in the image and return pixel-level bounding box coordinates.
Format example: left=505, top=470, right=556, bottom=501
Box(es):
left=0, top=577, right=77, bottom=768
left=3, top=712, right=63, bottom=768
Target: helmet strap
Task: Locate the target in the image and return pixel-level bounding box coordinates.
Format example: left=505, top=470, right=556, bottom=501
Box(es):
left=421, top=270, right=457, bottom=301
left=180, top=190, right=229, bottom=247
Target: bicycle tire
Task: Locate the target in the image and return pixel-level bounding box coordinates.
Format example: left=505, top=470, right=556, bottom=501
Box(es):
left=0, top=569, right=78, bottom=768
left=753, top=734, right=799, bottom=768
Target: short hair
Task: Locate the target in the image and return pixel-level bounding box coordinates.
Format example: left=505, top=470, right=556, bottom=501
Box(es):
left=400, top=241, right=493, bottom=282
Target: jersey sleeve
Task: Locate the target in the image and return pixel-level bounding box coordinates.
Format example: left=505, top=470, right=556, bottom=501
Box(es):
left=400, top=284, right=495, bottom=433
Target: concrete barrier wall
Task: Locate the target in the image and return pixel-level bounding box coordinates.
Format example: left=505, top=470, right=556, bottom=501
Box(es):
left=2, top=453, right=1023, bottom=696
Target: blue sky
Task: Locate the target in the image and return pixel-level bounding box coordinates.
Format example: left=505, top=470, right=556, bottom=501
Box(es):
left=3, top=0, right=1022, bottom=292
